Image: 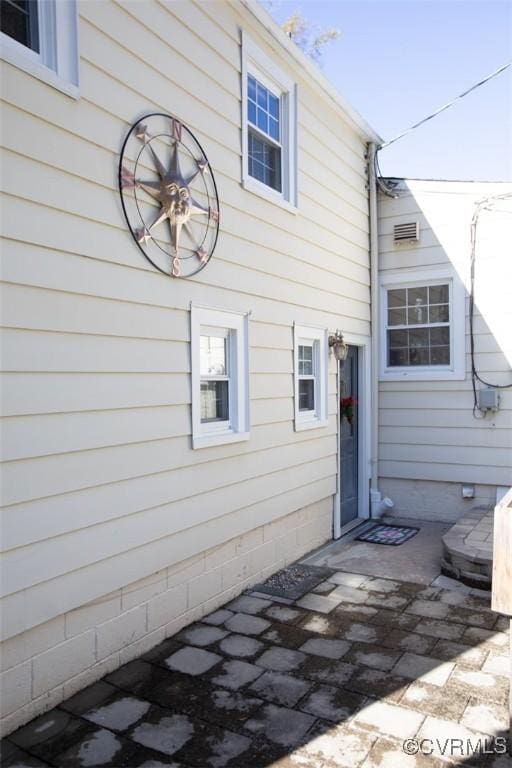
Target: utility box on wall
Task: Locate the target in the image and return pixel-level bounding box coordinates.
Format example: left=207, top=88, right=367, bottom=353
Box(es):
left=478, top=387, right=499, bottom=413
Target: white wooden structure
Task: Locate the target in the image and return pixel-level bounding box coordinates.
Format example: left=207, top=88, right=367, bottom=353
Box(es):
left=491, top=487, right=512, bottom=740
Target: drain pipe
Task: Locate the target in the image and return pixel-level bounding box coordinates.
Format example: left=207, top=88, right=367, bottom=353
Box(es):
left=368, top=143, right=381, bottom=518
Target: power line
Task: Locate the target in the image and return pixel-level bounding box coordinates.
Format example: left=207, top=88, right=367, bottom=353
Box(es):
left=380, top=62, right=512, bottom=150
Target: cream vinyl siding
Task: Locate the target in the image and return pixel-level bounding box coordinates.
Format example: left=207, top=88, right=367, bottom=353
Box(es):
left=0, top=0, right=372, bottom=640
left=378, top=180, right=512, bottom=489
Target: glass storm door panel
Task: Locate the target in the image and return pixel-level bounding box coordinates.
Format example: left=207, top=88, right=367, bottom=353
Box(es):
left=340, top=345, right=359, bottom=526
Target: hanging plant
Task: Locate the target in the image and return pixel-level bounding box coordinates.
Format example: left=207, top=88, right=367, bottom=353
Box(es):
left=340, top=396, right=357, bottom=425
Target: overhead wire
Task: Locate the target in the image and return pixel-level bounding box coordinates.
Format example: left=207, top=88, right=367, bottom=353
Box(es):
left=380, top=61, right=512, bottom=150
left=375, top=61, right=512, bottom=197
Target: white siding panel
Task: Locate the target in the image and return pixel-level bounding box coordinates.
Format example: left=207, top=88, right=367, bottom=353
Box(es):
left=379, top=409, right=512, bottom=430
left=2, top=452, right=336, bottom=592
left=1, top=406, right=191, bottom=461
left=1, top=372, right=191, bottom=416
left=0, top=0, right=371, bottom=639
left=1, top=476, right=335, bottom=640
left=378, top=180, right=512, bottom=491
left=1, top=418, right=337, bottom=552
left=2, top=329, right=190, bottom=373
left=2, top=238, right=370, bottom=333
left=380, top=461, right=511, bottom=487
left=381, top=426, right=512, bottom=449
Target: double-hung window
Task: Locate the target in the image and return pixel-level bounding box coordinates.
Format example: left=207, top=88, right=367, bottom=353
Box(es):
left=1, top=0, right=40, bottom=52
left=298, top=343, right=315, bottom=412
left=0, top=0, right=79, bottom=97
left=200, top=331, right=230, bottom=426
left=242, top=33, right=297, bottom=210
left=294, top=324, right=328, bottom=430
left=387, top=284, right=450, bottom=367
left=191, top=306, right=250, bottom=449
left=247, top=74, right=282, bottom=193
left=380, top=269, right=465, bottom=381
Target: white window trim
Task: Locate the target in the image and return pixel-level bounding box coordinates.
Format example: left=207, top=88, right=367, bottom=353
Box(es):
left=294, top=323, right=328, bottom=431
left=241, top=31, right=297, bottom=213
left=191, top=305, right=250, bottom=449
left=379, top=267, right=466, bottom=381
left=0, top=0, right=79, bottom=99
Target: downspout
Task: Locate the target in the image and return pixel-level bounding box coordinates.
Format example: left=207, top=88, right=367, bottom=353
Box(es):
left=368, top=143, right=380, bottom=517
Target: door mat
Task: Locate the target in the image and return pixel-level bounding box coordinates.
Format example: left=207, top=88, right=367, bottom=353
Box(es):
left=355, top=524, right=419, bottom=546
left=252, top=564, right=334, bottom=600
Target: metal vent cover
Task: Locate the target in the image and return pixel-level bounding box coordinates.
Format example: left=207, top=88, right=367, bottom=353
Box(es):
left=394, top=221, right=419, bottom=243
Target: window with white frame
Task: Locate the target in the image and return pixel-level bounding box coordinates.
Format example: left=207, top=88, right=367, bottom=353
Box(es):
left=1, top=0, right=40, bottom=52
left=380, top=269, right=465, bottom=381
left=294, top=324, right=328, bottom=430
left=247, top=74, right=282, bottom=192
left=200, top=331, right=230, bottom=425
left=191, top=306, right=249, bottom=449
left=0, top=0, right=79, bottom=97
left=242, top=33, right=297, bottom=210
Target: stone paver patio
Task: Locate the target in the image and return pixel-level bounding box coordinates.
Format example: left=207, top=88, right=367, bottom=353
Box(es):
left=2, top=572, right=510, bottom=767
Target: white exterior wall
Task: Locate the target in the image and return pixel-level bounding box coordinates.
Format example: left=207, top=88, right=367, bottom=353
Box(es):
left=378, top=180, right=512, bottom=521
left=0, top=0, right=373, bottom=731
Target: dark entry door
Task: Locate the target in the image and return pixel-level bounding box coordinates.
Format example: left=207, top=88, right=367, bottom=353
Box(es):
left=340, top=345, right=359, bottom=526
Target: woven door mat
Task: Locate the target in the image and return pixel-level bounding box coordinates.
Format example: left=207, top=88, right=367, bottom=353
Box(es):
left=355, top=524, right=419, bottom=546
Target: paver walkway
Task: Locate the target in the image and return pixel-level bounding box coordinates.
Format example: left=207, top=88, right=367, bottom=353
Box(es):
left=2, top=572, right=510, bottom=767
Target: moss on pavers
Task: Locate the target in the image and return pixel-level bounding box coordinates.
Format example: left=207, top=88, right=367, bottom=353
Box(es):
left=299, top=684, right=366, bottom=723
left=344, top=667, right=410, bottom=703
left=400, top=679, right=470, bottom=720
left=217, top=634, right=264, bottom=659
left=368, top=608, right=420, bottom=632
left=260, top=623, right=313, bottom=650
left=362, top=735, right=446, bottom=768
left=344, top=643, right=403, bottom=672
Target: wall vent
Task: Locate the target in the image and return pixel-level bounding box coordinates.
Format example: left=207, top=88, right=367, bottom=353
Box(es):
left=394, top=221, right=419, bottom=244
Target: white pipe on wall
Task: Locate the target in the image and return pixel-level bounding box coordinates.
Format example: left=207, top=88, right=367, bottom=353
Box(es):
left=368, top=143, right=380, bottom=517
left=333, top=361, right=341, bottom=540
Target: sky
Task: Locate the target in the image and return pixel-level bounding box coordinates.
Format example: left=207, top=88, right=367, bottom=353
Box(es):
left=265, top=0, right=512, bottom=181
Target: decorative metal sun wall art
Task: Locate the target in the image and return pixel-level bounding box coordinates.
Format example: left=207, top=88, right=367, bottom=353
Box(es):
left=119, top=113, right=219, bottom=278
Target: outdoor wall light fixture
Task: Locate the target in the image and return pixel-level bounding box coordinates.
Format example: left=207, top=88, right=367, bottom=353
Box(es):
left=328, top=330, right=349, bottom=361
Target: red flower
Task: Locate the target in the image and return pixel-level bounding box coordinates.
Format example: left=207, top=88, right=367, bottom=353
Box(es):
left=340, top=396, right=357, bottom=425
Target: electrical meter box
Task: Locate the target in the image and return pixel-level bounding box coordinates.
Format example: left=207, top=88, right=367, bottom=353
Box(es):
left=478, top=387, right=499, bottom=412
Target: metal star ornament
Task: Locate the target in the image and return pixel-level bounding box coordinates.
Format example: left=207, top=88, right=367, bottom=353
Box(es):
left=119, top=113, right=220, bottom=278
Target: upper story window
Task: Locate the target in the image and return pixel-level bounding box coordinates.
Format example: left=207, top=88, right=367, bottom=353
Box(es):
left=191, top=306, right=250, bottom=449
left=247, top=74, right=281, bottom=192
left=242, top=33, right=297, bottom=212
left=0, top=0, right=79, bottom=98
left=1, top=0, right=40, bottom=52
left=294, top=324, right=328, bottom=431
left=380, top=268, right=466, bottom=381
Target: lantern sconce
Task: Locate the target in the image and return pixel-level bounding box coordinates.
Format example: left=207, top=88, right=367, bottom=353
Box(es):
left=328, top=330, right=349, bottom=361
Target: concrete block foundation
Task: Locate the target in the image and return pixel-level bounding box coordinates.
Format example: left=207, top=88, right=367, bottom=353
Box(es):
left=0, top=498, right=332, bottom=737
